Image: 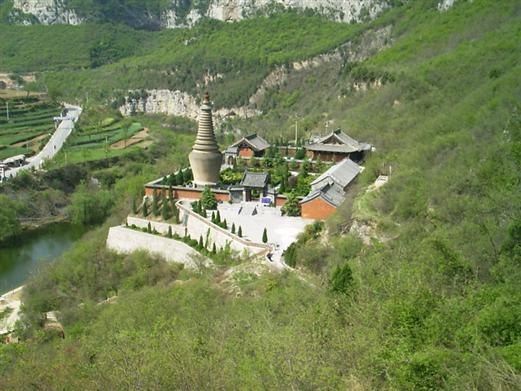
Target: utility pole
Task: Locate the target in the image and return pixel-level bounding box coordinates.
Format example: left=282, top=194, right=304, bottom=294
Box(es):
left=294, top=118, right=298, bottom=146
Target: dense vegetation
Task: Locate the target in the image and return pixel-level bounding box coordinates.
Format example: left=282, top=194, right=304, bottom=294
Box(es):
left=0, top=0, right=520, bottom=389
left=0, top=13, right=360, bottom=107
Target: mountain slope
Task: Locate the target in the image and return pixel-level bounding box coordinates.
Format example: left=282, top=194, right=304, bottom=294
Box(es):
left=0, top=0, right=520, bottom=389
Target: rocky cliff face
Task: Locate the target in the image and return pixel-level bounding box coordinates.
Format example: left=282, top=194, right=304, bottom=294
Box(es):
left=118, top=26, right=391, bottom=121
left=119, top=89, right=260, bottom=124
left=10, top=0, right=389, bottom=27
left=11, top=0, right=82, bottom=25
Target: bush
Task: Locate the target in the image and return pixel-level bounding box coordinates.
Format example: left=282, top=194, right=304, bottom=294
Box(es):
left=329, top=263, right=354, bottom=295
left=201, top=186, right=217, bottom=210
left=281, top=192, right=300, bottom=216
left=68, top=183, right=114, bottom=225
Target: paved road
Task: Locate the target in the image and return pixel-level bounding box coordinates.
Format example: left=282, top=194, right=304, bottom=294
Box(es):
left=4, top=104, right=82, bottom=179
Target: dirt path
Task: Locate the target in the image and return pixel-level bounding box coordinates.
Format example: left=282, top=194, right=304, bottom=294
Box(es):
left=110, top=128, right=149, bottom=150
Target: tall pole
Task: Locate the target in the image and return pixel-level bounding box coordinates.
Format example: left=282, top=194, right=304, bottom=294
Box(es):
left=294, top=120, right=298, bottom=146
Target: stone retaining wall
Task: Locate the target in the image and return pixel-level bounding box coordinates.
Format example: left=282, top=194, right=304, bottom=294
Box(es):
left=106, top=226, right=209, bottom=269
left=126, top=204, right=270, bottom=258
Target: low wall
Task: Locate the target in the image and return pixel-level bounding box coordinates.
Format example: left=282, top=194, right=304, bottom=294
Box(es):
left=144, top=182, right=230, bottom=202
left=106, top=226, right=209, bottom=269
left=177, top=201, right=270, bottom=257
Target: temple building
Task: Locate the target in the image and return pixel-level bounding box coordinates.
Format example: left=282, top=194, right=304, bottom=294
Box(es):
left=224, top=133, right=270, bottom=165
left=306, top=129, right=371, bottom=163
left=300, top=158, right=362, bottom=219
left=189, top=93, right=222, bottom=186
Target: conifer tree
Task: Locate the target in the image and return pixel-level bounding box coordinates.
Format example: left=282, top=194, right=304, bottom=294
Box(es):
left=147, top=222, right=152, bottom=233
left=168, top=225, right=172, bottom=238
left=172, top=202, right=180, bottom=224
left=142, top=200, right=148, bottom=217
left=216, top=210, right=221, bottom=224
left=262, top=228, right=268, bottom=243
left=152, top=193, right=159, bottom=216
left=212, top=243, right=216, bottom=254
left=231, top=223, right=236, bottom=234
left=238, top=226, right=243, bottom=237
left=198, top=235, right=204, bottom=249
left=211, top=211, right=216, bottom=223
left=162, top=199, right=171, bottom=220
left=223, top=219, right=227, bottom=229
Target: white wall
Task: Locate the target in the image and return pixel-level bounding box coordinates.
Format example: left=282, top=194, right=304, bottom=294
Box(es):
left=106, top=226, right=210, bottom=269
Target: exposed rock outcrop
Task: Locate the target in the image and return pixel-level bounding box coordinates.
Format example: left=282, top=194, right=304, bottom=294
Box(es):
left=10, top=0, right=389, bottom=27
left=118, top=26, right=391, bottom=121
left=437, top=0, right=457, bottom=11
left=119, top=89, right=260, bottom=123
left=12, top=0, right=82, bottom=25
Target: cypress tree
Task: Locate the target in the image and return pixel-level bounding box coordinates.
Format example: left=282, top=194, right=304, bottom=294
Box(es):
left=262, top=228, right=268, bottom=243
left=231, top=223, right=236, bottom=234
left=147, top=222, right=152, bottom=233
left=198, top=235, right=204, bottom=249
left=238, top=226, right=242, bottom=237
left=152, top=193, right=159, bottom=216
left=173, top=202, right=180, bottom=224
left=212, top=243, right=216, bottom=254
left=162, top=200, right=170, bottom=220
left=142, top=200, right=148, bottom=217
left=168, top=225, right=173, bottom=238
left=216, top=210, right=221, bottom=224
left=211, top=211, right=216, bottom=223
left=223, top=219, right=227, bottom=229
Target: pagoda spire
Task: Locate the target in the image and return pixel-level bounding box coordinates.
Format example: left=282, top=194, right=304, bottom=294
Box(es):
left=192, top=92, right=219, bottom=152
left=188, top=92, right=222, bottom=186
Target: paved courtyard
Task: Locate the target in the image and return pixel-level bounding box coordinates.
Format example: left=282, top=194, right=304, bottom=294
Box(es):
left=217, top=202, right=314, bottom=259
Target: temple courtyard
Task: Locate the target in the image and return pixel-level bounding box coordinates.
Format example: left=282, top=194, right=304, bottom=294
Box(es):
left=216, top=201, right=313, bottom=266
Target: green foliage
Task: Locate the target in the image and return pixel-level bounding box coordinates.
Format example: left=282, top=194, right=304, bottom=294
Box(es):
left=142, top=199, right=148, bottom=217
left=68, top=183, right=114, bottom=225
left=262, top=227, right=268, bottom=243
left=0, top=194, right=21, bottom=242
left=161, top=198, right=171, bottom=220
left=201, top=186, right=217, bottom=210
left=152, top=193, right=160, bottom=217
left=329, top=263, right=354, bottom=295
left=281, top=192, right=300, bottom=216
left=238, top=226, right=242, bottom=237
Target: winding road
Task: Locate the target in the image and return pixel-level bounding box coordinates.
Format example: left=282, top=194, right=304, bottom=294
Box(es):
left=4, top=103, right=82, bottom=179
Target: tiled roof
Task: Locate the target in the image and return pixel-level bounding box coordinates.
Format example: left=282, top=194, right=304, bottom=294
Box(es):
left=300, top=183, right=346, bottom=207
left=230, top=133, right=270, bottom=151
left=240, top=170, right=269, bottom=188
left=306, top=129, right=371, bottom=153
left=311, top=158, right=362, bottom=190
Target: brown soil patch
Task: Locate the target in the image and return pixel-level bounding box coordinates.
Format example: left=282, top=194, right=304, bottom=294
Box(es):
left=110, top=128, right=149, bottom=150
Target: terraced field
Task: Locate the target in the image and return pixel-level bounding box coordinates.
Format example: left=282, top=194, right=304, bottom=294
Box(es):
left=0, top=97, right=60, bottom=160
left=51, top=115, right=147, bottom=165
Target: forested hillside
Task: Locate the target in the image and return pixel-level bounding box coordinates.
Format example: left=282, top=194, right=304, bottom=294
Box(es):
left=0, top=0, right=520, bottom=389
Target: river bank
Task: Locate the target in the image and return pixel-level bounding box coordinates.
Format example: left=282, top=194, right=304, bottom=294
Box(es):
left=0, top=222, right=87, bottom=295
